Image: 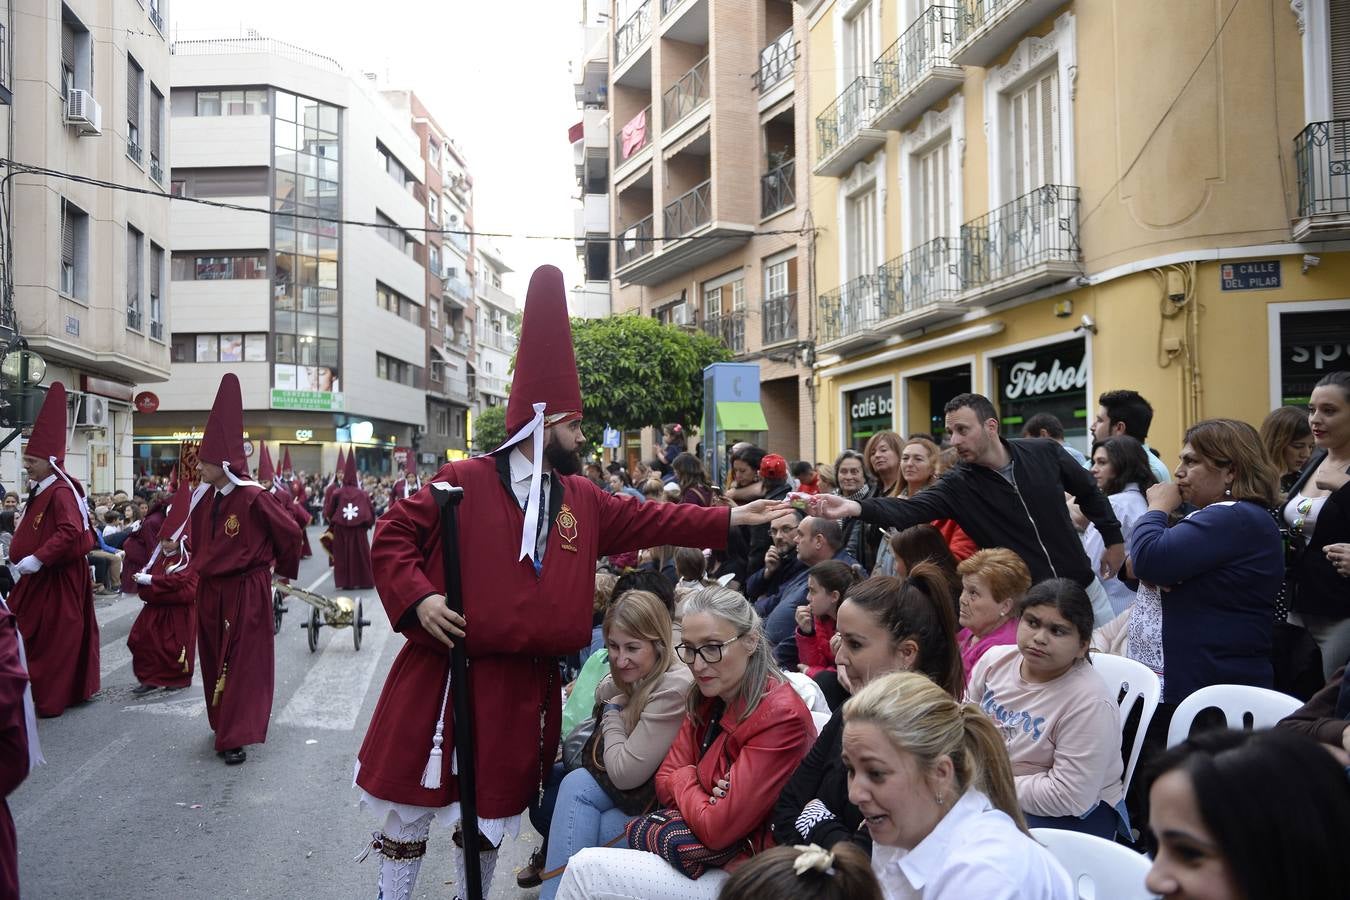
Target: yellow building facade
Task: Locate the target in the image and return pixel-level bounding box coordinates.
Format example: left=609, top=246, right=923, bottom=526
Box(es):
left=803, top=0, right=1350, bottom=468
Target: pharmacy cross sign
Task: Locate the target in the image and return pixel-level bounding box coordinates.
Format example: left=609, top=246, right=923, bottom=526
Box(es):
left=342, top=502, right=360, bottom=522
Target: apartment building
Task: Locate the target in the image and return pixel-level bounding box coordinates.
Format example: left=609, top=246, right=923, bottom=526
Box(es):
left=473, top=244, right=517, bottom=442
left=0, top=0, right=171, bottom=492
left=605, top=0, right=816, bottom=463
left=140, top=37, right=430, bottom=477
left=571, top=0, right=613, bottom=318
left=382, top=89, right=476, bottom=463
left=805, top=0, right=1350, bottom=464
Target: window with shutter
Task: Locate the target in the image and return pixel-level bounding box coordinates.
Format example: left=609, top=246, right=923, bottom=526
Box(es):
left=846, top=189, right=877, bottom=279
left=150, top=86, right=164, bottom=164
left=61, top=24, right=75, bottom=98
left=60, top=200, right=75, bottom=295
left=1332, top=2, right=1350, bottom=120
left=918, top=140, right=951, bottom=245
left=1007, top=69, right=1060, bottom=196
left=846, top=3, right=875, bottom=82
left=127, top=227, right=143, bottom=326
left=127, top=56, right=143, bottom=153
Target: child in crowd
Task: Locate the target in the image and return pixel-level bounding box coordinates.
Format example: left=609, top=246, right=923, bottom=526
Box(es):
left=716, top=842, right=881, bottom=900
left=793, top=561, right=858, bottom=679
left=967, top=578, right=1125, bottom=839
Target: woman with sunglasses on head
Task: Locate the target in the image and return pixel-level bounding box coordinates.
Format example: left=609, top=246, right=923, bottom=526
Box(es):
left=769, top=565, right=962, bottom=855
left=556, top=586, right=815, bottom=899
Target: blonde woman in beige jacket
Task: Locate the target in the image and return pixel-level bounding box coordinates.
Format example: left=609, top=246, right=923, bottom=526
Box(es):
left=525, top=590, right=694, bottom=898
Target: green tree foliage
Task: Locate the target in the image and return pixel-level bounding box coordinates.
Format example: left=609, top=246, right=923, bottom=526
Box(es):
left=471, top=403, right=507, bottom=453
left=570, top=315, right=733, bottom=433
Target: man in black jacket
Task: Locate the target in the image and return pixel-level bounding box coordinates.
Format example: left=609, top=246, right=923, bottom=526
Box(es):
left=810, top=393, right=1124, bottom=613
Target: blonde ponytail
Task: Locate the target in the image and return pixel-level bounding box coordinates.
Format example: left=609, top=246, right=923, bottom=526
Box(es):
left=958, top=705, right=1027, bottom=833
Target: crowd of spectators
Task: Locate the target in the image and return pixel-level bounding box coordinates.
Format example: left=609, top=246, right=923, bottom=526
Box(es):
left=517, top=373, right=1350, bottom=899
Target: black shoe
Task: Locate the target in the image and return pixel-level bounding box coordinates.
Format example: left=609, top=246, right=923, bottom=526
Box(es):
left=516, top=848, right=547, bottom=888
left=131, top=683, right=158, bottom=695
left=223, top=747, right=247, bottom=765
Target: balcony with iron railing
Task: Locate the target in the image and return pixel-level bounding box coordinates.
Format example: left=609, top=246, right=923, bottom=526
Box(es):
left=444, top=327, right=471, bottom=355
left=149, top=155, right=164, bottom=184
left=817, top=274, right=892, bottom=351
left=615, top=105, right=653, bottom=172
left=960, top=184, right=1081, bottom=304
left=814, top=76, right=886, bottom=177
left=616, top=0, right=653, bottom=65
left=663, top=179, right=711, bottom=239
left=1294, top=119, right=1350, bottom=241
left=477, top=373, right=509, bottom=397
left=480, top=328, right=516, bottom=354
left=761, top=159, right=796, bottom=219
left=762, top=293, right=798, bottom=346
left=150, top=319, right=164, bottom=341
left=148, top=2, right=165, bottom=33
left=877, top=236, right=964, bottom=330
left=950, top=0, right=1066, bottom=67
left=126, top=305, right=143, bottom=331
left=873, top=6, right=963, bottom=132
left=702, top=310, right=746, bottom=355
left=442, top=273, right=474, bottom=306
left=753, top=28, right=798, bottom=94
left=127, top=137, right=143, bottom=165
left=616, top=215, right=656, bottom=268
left=444, top=373, right=471, bottom=401
left=662, top=57, right=709, bottom=135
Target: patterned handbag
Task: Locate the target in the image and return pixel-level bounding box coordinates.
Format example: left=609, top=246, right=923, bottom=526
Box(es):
left=623, top=808, right=749, bottom=880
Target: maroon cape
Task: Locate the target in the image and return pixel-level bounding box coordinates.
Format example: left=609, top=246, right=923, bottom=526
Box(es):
left=324, top=484, right=374, bottom=590
left=120, top=508, right=166, bottom=594
left=356, top=454, right=730, bottom=816
left=0, top=603, right=30, bottom=900
left=322, top=480, right=340, bottom=526
left=188, top=485, right=301, bottom=751
left=127, top=547, right=199, bottom=689
left=288, top=484, right=314, bottom=559
left=8, top=479, right=98, bottom=717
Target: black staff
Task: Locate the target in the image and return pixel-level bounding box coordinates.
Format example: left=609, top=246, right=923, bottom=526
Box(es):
left=431, top=483, right=483, bottom=900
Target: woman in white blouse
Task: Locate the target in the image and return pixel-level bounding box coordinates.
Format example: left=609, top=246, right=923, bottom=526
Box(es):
left=842, top=672, right=1073, bottom=900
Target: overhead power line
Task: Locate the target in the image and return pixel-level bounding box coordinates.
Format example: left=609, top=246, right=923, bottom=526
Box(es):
left=0, top=159, right=813, bottom=244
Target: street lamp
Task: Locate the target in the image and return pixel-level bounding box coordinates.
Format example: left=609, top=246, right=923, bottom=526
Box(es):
left=0, top=343, right=48, bottom=448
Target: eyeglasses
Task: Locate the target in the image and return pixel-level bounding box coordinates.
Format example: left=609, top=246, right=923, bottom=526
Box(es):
left=675, top=634, right=743, bottom=665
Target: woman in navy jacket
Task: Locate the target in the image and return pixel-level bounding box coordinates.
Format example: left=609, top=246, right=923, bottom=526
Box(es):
left=1130, top=419, right=1284, bottom=710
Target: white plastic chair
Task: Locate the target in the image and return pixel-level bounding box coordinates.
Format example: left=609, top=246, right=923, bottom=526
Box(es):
left=1090, top=654, right=1161, bottom=796
left=1165, top=683, right=1302, bottom=748
left=1031, top=828, right=1157, bottom=900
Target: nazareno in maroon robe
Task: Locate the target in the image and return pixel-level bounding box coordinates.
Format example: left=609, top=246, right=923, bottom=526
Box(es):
left=127, top=546, right=199, bottom=689
left=356, top=455, right=730, bottom=816
left=324, top=483, right=374, bottom=590
left=0, top=601, right=30, bottom=900
left=8, top=478, right=99, bottom=718
left=120, top=507, right=165, bottom=594
left=187, top=485, right=301, bottom=751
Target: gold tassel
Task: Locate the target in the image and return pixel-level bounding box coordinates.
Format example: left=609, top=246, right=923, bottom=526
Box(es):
left=212, top=663, right=228, bottom=707
left=178, top=647, right=188, bottom=673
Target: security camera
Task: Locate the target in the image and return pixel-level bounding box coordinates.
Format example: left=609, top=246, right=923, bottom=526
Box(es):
left=1074, top=314, right=1097, bottom=335
left=1303, top=254, right=1321, bottom=274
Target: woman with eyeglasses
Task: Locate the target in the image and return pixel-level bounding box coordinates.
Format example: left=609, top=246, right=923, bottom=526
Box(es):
left=556, top=587, right=815, bottom=899
left=1280, top=371, right=1350, bottom=679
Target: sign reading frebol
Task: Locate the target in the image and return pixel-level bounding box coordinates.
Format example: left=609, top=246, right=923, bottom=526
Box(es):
left=993, top=339, right=1089, bottom=445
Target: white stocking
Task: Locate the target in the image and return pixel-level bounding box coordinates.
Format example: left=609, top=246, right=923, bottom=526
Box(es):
left=363, top=810, right=431, bottom=900
left=447, top=836, right=500, bottom=900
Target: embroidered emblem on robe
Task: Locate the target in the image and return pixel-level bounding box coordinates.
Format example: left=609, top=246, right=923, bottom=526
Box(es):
left=557, top=504, right=579, bottom=552
left=224, top=513, right=241, bottom=537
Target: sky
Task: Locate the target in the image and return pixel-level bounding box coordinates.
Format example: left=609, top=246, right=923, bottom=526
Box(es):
left=171, top=0, right=586, bottom=301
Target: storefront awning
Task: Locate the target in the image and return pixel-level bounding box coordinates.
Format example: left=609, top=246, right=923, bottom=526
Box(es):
left=714, top=401, right=768, bottom=434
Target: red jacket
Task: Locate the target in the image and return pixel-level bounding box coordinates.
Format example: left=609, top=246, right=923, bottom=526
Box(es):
left=656, top=677, right=814, bottom=871
left=795, top=617, right=837, bottom=678
left=934, top=518, right=976, bottom=561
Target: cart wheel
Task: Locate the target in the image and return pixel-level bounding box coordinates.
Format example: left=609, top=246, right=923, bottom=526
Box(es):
left=306, top=605, right=320, bottom=653
left=353, top=599, right=364, bottom=651
left=272, top=590, right=285, bottom=635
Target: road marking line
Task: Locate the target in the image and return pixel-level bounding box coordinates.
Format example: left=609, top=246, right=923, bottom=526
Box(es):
left=14, top=732, right=136, bottom=828
left=276, top=599, right=390, bottom=731
left=99, top=641, right=133, bottom=681
left=303, top=569, right=333, bottom=594
left=122, top=695, right=205, bottom=718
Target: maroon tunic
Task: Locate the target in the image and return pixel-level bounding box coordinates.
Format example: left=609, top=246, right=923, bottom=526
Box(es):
left=324, top=484, right=374, bottom=590
left=0, top=603, right=29, bottom=900
left=356, top=455, right=730, bottom=816
left=127, top=548, right=199, bottom=689
left=289, top=484, right=314, bottom=559
left=120, top=508, right=165, bottom=594
left=188, top=485, right=301, bottom=750
left=8, top=479, right=98, bottom=718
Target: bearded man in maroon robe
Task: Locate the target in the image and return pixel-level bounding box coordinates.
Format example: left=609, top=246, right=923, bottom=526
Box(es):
left=353, top=266, right=789, bottom=900
left=128, top=480, right=199, bottom=694
left=188, top=374, right=302, bottom=765
left=324, top=449, right=375, bottom=590
left=8, top=382, right=99, bottom=718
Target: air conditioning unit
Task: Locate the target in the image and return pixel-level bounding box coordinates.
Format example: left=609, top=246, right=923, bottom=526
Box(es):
left=65, top=90, right=103, bottom=136
left=76, top=395, right=108, bottom=428
left=670, top=302, right=693, bottom=327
